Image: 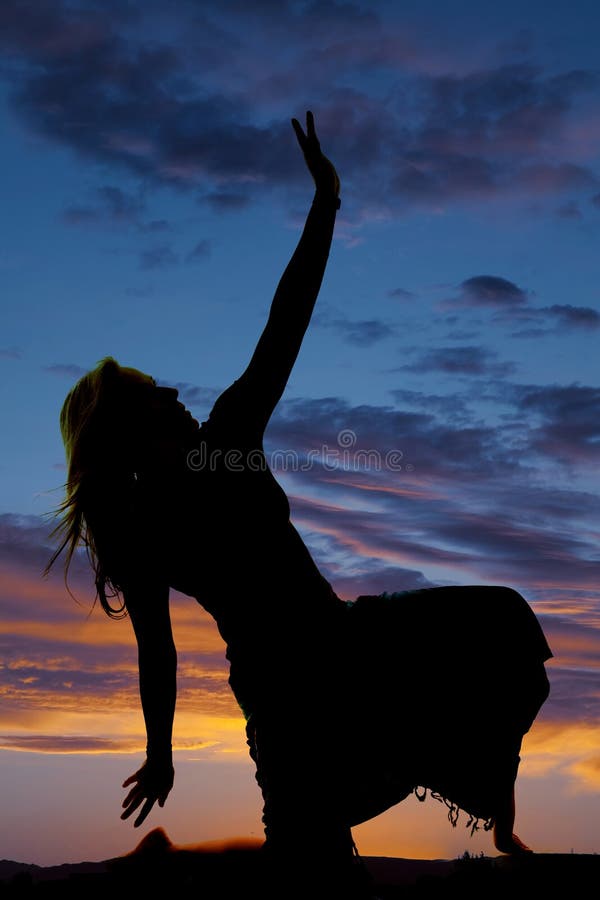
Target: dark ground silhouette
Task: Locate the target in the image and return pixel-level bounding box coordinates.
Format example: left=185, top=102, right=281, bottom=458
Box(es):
left=1, top=829, right=598, bottom=898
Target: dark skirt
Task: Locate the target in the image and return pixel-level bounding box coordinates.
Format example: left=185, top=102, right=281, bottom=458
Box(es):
left=245, top=585, right=552, bottom=837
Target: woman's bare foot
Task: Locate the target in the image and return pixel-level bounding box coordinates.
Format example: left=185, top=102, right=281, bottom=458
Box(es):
left=493, top=784, right=533, bottom=854
left=493, top=830, right=533, bottom=855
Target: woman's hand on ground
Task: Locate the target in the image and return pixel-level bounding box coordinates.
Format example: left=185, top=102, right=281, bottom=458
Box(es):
left=121, top=757, right=174, bottom=827
left=292, top=110, right=340, bottom=204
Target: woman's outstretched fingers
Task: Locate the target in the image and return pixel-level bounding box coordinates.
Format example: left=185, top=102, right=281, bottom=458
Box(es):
left=121, top=779, right=145, bottom=813
left=291, top=115, right=307, bottom=150
left=292, top=110, right=320, bottom=152
left=291, top=109, right=340, bottom=202
left=120, top=758, right=174, bottom=827
left=134, top=799, right=154, bottom=828
left=121, top=786, right=157, bottom=826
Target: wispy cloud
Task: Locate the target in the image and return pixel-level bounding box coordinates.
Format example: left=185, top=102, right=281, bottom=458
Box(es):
left=139, top=244, right=178, bottom=270
left=0, top=346, right=23, bottom=359
left=544, top=304, right=600, bottom=329
left=186, top=239, right=212, bottom=264
left=43, top=363, right=88, bottom=379
left=397, top=345, right=516, bottom=377
left=388, top=288, right=417, bottom=301
left=442, top=274, right=600, bottom=336
left=62, top=185, right=145, bottom=227
left=314, top=305, right=397, bottom=347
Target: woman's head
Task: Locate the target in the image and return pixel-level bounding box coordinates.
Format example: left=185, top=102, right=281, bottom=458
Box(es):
left=46, top=356, right=198, bottom=616
left=60, top=356, right=126, bottom=484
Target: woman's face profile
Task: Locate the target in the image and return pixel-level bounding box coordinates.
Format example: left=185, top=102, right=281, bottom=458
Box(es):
left=119, top=367, right=200, bottom=446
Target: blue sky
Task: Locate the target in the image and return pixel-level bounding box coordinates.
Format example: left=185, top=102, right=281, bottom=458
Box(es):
left=1, top=0, right=599, bottom=864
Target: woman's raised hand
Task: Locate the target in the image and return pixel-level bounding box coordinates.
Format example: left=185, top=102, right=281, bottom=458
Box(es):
left=121, top=756, right=174, bottom=827
left=291, top=110, right=340, bottom=206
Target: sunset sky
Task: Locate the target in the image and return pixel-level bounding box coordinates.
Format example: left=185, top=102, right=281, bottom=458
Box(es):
left=1, top=0, right=599, bottom=866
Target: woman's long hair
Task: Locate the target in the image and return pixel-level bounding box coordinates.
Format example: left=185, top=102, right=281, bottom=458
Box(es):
left=44, top=356, right=137, bottom=618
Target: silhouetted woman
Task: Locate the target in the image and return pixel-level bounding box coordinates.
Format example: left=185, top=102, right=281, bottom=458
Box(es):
left=46, top=112, right=551, bottom=898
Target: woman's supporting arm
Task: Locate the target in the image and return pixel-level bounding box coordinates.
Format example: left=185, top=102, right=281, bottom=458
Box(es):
left=120, top=580, right=176, bottom=827
left=208, top=112, right=340, bottom=440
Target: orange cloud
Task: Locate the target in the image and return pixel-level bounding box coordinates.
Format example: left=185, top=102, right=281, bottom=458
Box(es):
left=534, top=598, right=600, bottom=617
left=321, top=477, right=445, bottom=501
left=1, top=562, right=233, bottom=655
left=569, top=755, right=600, bottom=789
left=521, top=720, right=600, bottom=792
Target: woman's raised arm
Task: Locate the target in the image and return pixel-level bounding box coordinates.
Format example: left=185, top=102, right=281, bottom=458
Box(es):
left=207, top=111, right=340, bottom=441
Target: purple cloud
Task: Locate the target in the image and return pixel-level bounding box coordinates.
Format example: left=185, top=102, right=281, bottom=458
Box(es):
left=510, top=383, right=600, bottom=464
left=544, top=304, right=600, bottom=330
left=457, top=275, right=529, bottom=307
left=447, top=276, right=599, bottom=336
left=43, top=363, right=88, bottom=379
left=313, top=305, right=397, bottom=347
left=388, top=287, right=416, bottom=301
left=556, top=201, right=583, bottom=220
left=62, top=185, right=146, bottom=228
left=139, top=244, right=178, bottom=270
left=186, top=239, right=212, bottom=264
left=168, top=382, right=221, bottom=410
left=398, top=345, right=515, bottom=377
left=204, top=191, right=252, bottom=212
left=0, top=347, right=22, bottom=359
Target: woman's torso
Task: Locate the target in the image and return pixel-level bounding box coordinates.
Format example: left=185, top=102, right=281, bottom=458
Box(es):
left=134, top=414, right=344, bottom=712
